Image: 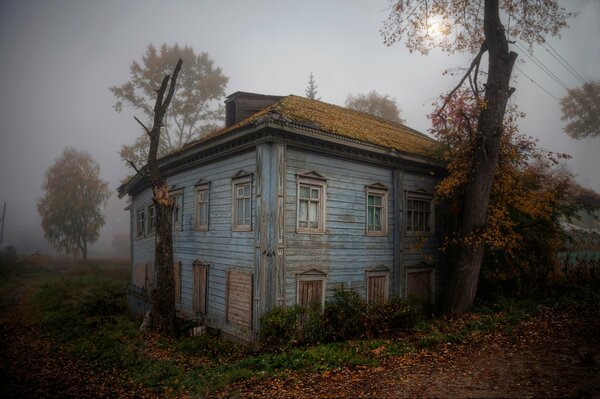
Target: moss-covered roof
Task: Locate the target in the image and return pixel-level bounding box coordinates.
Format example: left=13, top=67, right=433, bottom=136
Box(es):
left=201, top=95, right=438, bottom=158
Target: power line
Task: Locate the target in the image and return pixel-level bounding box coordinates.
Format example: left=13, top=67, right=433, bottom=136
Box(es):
left=515, top=66, right=560, bottom=101
left=515, top=41, right=570, bottom=91
left=542, top=41, right=587, bottom=85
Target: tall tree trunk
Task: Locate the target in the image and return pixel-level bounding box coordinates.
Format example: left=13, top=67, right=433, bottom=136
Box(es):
left=138, top=58, right=182, bottom=337
left=442, top=0, right=517, bottom=316
left=82, top=242, right=87, bottom=260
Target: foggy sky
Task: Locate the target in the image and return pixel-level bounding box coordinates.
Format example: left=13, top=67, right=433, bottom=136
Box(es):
left=0, top=0, right=598, bottom=255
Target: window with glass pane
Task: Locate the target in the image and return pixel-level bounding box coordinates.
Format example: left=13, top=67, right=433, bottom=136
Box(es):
left=367, top=194, right=383, bottom=231
left=406, top=195, right=432, bottom=233
left=298, top=184, right=321, bottom=229
left=147, top=204, right=155, bottom=235
left=171, top=192, right=183, bottom=231
left=366, top=186, right=388, bottom=236
left=136, top=208, right=146, bottom=238
left=195, top=186, right=209, bottom=231
left=233, top=179, right=251, bottom=231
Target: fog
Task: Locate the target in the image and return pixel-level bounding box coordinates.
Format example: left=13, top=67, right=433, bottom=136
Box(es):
left=0, top=0, right=598, bottom=256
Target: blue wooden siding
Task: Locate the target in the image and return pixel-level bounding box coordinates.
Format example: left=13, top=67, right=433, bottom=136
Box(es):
left=130, top=150, right=256, bottom=338
left=284, top=149, right=396, bottom=302
left=284, top=148, right=440, bottom=303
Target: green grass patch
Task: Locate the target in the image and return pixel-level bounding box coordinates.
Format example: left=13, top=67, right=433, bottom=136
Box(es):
left=10, top=257, right=600, bottom=397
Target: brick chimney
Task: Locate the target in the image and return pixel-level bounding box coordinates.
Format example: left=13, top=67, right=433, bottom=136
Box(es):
left=225, top=92, right=285, bottom=127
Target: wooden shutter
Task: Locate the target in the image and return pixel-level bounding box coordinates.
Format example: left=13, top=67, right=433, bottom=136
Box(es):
left=406, top=270, right=433, bottom=303
left=368, top=275, right=388, bottom=303
left=174, top=261, right=181, bottom=303
left=145, top=263, right=155, bottom=292
left=193, top=263, right=208, bottom=314
left=298, top=280, right=323, bottom=308
left=226, top=270, right=253, bottom=328
left=133, top=263, right=146, bottom=288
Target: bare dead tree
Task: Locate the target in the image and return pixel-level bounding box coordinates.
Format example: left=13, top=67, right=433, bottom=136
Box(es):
left=135, top=58, right=183, bottom=337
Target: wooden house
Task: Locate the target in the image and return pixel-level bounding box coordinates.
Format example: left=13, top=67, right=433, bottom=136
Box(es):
left=118, top=92, right=444, bottom=342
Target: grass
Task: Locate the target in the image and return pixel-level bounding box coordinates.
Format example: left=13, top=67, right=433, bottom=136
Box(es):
left=3, top=256, right=599, bottom=397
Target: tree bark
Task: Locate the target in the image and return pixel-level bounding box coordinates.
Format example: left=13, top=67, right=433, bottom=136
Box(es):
left=142, top=58, right=183, bottom=337
left=442, top=0, right=517, bottom=316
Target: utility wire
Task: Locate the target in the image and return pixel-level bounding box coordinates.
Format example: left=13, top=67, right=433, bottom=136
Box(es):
left=515, top=41, right=570, bottom=91
left=542, top=41, right=587, bottom=85
left=515, top=66, right=560, bottom=101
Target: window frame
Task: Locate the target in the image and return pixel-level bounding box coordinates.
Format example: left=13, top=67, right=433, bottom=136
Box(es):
left=296, top=176, right=327, bottom=234
left=232, top=175, right=252, bottom=232
left=136, top=207, right=146, bottom=239
left=171, top=189, right=184, bottom=232
left=173, top=261, right=182, bottom=304
left=405, top=192, right=434, bottom=235
left=147, top=204, right=156, bottom=235
left=366, top=185, right=389, bottom=236
left=193, top=260, right=209, bottom=315
left=194, top=183, right=210, bottom=231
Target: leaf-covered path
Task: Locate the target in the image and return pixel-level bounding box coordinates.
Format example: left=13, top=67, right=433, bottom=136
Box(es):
left=0, top=282, right=149, bottom=399
left=212, top=303, right=600, bottom=398
left=1, top=276, right=598, bottom=398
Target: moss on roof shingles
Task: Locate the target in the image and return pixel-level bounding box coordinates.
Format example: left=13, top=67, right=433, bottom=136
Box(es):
left=200, top=95, right=438, bottom=158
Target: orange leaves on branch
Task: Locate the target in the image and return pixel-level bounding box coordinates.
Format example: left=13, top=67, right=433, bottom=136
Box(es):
left=430, top=90, right=575, bottom=253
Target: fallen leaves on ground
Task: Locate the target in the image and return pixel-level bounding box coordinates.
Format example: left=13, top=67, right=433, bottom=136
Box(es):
left=210, top=303, right=600, bottom=399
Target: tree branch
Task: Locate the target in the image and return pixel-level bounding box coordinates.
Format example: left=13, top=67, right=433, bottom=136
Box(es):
left=127, top=160, right=142, bottom=175
left=134, top=116, right=152, bottom=136
left=438, top=42, right=488, bottom=114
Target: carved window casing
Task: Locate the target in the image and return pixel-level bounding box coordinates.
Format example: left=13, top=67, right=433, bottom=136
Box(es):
left=296, top=173, right=327, bottom=234
left=195, top=184, right=209, bottom=231
left=366, top=184, right=388, bottom=236
left=232, top=175, right=252, bottom=232
left=171, top=189, right=184, bottom=231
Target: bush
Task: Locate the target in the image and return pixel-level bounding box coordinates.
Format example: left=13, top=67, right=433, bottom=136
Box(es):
left=260, top=289, right=418, bottom=348
left=259, top=305, right=306, bottom=348
left=323, top=289, right=367, bottom=341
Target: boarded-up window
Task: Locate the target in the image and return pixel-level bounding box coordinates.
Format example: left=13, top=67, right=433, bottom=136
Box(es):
left=133, top=263, right=146, bottom=288
left=193, top=261, right=208, bottom=314
left=145, top=263, right=155, bottom=293
left=367, top=273, right=389, bottom=303
left=174, top=261, right=181, bottom=303
left=296, top=269, right=326, bottom=309
left=298, top=280, right=323, bottom=308
left=406, top=269, right=433, bottom=303
left=226, top=270, right=253, bottom=328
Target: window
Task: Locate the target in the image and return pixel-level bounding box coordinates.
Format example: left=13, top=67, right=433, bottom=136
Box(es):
left=367, top=270, right=389, bottom=303
left=406, top=193, right=433, bottom=234
left=193, top=260, right=209, bottom=315
left=145, top=263, right=155, bottom=293
left=297, top=175, right=326, bottom=233
left=366, top=186, right=388, bottom=236
left=296, top=270, right=326, bottom=309
left=136, top=208, right=146, bottom=238
left=195, top=185, right=209, bottom=231
left=147, top=204, right=156, bottom=235
left=171, top=191, right=183, bottom=231
left=226, top=270, right=253, bottom=328
left=133, top=263, right=145, bottom=288
left=232, top=176, right=252, bottom=231
left=174, top=261, right=181, bottom=303
left=406, top=268, right=434, bottom=304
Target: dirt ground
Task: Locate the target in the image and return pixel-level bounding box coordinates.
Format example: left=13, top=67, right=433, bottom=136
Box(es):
left=212, top=303, right=600, bottom=399
left=0, top=283, right=148, bottom=399
left=1, top=281, right=598, bottom=398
